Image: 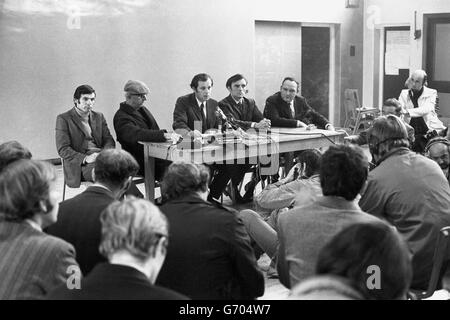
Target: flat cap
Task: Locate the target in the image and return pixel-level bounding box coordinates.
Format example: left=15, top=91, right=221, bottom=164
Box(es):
left=124, top=80, right=150, bottom=95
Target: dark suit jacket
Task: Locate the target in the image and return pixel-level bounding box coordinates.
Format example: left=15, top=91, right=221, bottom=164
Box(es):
left=46, top=186, right=115, bottom=275
left=0, top=220, right=78, bottom=300
left=157, top=194, right=264, bottom=300
left=113, top=102, right=167, bottom=173
left=172, top=93, right=219, bottom=134
left=55, top=108, right=115, bottom=187
left=218, top=95, right=264, bottom=131
left=263, top=92, right=329, bottom=128
left=47, top=263, right=188, bottom=300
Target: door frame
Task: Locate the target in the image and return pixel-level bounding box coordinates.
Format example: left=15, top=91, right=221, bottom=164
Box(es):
left=301, top=23, right=337, bottom=125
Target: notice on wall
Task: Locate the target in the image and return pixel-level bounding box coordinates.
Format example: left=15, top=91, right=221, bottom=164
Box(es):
left=385, top=30, right=410, bottom=75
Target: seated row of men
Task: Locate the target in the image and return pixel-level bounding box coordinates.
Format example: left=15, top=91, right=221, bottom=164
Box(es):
left=56, top=74, right=334, bottom=203
left=0, top=140, right=413, bottom=300
left=1, top=116, right=450, bottom=299
left=244, top=115, right=450, bottom=291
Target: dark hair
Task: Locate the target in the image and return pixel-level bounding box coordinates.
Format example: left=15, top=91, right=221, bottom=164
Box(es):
left=281, top=77, right=300, bottom=90
left=0, top=159, right=56, bottom=221
left=73, top=84, right=96, bottom=100
left=320, top=145, right=368, bottom=201
left=190, top=73, right=213, bottom=90
left=367, top=115, right=409, bottom=159
left=94, top=149, right=139, bottom=187
left=0, top=141, right=32, bottom=172
left=297, top=149, right=322, bottom=178
left=161, top=162, right=210, bottom=201
left=382, top=98, right=402, bottom=115
left=316, top=221, right=412, bottom=300
left=226, top=74, right=247, bottom=89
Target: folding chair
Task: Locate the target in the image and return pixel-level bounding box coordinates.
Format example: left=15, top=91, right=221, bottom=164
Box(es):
left=409, top=226, right=450, bottom=299
left=344, top=89, right=379, bottom=134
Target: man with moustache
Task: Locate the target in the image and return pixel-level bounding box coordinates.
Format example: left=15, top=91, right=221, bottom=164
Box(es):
left=425, top=137, right=450, bottom=184
left=56, top=84, right=115, bottom=188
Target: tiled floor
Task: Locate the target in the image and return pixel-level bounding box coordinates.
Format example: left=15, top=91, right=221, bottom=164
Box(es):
left=54, top=165, right=289, bottom=299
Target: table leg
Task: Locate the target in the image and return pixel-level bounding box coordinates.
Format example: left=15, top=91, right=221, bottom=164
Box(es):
left=144, top=146, right=155, bottom=202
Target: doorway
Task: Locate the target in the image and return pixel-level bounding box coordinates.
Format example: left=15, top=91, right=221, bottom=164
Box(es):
left=383, top=26, right=410, bottom=103
left=254, top=21, right=334, bottom=121
left=425, top=14, right=450, bottom=123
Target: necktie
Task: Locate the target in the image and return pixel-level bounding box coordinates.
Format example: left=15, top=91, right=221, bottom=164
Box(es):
left=200, top=103, right=206, bottom=121
left=200, top=103, right=207, bottom=132
left=290, top=102, right=295, bottom=119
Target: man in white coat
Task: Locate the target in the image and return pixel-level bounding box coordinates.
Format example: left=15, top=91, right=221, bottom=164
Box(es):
left=399, top=69, right=445, bottom=153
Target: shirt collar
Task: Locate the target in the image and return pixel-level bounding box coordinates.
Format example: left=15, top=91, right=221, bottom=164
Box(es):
left=25, top=219, right=42, bottom=232
left=232, top=97, right=243, bottom=105
left=195, top=97, right=206, bottom=108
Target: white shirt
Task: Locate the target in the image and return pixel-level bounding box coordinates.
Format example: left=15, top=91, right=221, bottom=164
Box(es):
left=195, top=97, right=207, bottom=119
left=290, top=101, right=296, bottom=119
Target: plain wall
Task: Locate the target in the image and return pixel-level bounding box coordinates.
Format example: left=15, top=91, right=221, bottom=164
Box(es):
left=0, top=0, right=364, bottom=159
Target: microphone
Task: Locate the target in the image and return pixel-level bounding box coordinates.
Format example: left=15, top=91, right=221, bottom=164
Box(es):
left=216, top=106, right=227, bottom=121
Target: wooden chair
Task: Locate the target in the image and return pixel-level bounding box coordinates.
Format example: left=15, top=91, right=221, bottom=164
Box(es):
left=344, top=89, right=379, bottom=134
left=409, top=226, right=450, bottom=300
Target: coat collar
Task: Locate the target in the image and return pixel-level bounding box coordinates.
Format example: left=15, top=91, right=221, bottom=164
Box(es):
left=68, top=108, right=101, bottom=145
left=314, top=195, right=361, bottom=211
left=68, top=107, right=88, bottom=136
left=165, top=193, right=210, bottom=206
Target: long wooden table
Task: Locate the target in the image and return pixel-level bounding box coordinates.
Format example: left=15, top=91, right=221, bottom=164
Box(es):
left=140, top=128, right=345, bottom=201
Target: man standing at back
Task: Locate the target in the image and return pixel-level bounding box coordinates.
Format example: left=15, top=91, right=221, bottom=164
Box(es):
left=46, top=149, right=140, bottom=275
left=359, top=115, right=450, bottom=290
left=56, top=85, right=115, bottom=188
left=114, top=80, right=180, bottom=181
left=172, top=73, right=219, bottom=136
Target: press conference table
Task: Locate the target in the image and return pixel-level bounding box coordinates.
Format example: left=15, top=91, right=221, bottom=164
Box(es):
left=140, top=128, right=345, bottom=201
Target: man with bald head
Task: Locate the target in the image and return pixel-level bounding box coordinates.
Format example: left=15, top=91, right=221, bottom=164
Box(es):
left=114, top=80, right=181, bottom=181
left=399, top=69, right=445, bottom=153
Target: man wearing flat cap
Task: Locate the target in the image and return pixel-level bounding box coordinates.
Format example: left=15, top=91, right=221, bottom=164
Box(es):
left=114, top=80, right=181, bottom=181
left=56, top=84, right=115, bottom=187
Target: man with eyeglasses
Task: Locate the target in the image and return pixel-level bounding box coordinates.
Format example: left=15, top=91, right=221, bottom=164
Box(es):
left=114, top=80, right=181, bottom=181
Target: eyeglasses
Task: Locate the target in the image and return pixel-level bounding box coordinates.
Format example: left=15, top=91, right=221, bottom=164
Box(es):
left=131, top=94, right=147, bottom=99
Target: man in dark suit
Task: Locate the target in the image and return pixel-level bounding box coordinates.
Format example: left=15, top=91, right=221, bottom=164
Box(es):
left=56, top=85, right=116, bottom=188
left=157, top=162, right=264, bottom=300
left=264, top=77, right=334, bottom=130
left=114, top=80, right=181, bottom=180
left=211, top=74, right=271, bottom=202
left=48, top=198, right=187, bottom=300
left=172, top=73, right=219, bottom=136
left=46, top=149, right=139, bottom=275
left=264, top=77, right=335, bottom=177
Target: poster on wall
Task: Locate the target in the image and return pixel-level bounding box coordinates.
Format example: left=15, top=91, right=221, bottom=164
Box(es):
left=385, top=30, right=410, bottom=75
